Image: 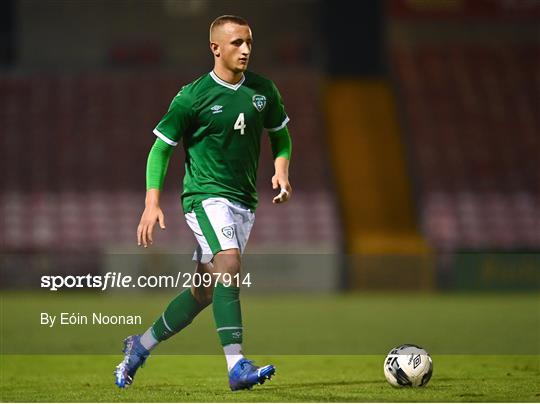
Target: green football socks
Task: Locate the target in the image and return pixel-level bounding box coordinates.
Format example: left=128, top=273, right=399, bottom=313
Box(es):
left=151, top=288, right=206, bottom=341
left=213, top=282, right=243, bottom=346
left=145, top=281, right=244, bottom=349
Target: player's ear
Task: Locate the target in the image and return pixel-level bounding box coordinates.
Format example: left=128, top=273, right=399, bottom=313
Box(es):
left=210, top=42, right=220, bottom=57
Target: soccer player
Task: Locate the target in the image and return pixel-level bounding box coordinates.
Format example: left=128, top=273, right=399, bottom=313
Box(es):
left=114, top=15, right=292, bottom=391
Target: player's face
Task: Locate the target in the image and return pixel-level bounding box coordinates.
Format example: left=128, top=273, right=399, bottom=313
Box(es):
left=214, top=23, right=252, bottom=73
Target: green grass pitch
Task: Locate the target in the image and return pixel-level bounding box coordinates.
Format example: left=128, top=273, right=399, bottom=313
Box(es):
left=2, top=355, right=539, bottom=402
left=1, top=292, right=539, bottom=402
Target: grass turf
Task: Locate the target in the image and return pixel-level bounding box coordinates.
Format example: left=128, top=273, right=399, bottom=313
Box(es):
left=1, top=292, right=539, bottom=401
left=2, top=292, right=539, bottom=355
left=1, top=355, right=539, bottom=402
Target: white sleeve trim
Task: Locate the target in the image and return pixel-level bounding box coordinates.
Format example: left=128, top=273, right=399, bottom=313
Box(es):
left=266, top=116, right=290, bottom=132
left=153, top=128, right=178, bottom=146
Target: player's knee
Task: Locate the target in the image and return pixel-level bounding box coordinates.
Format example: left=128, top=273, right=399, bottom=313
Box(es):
left=202, top=286, right=214, bottom=304
left=191, top=284, right=213, bottom=306
left=214, top=249, right=241, bottom=276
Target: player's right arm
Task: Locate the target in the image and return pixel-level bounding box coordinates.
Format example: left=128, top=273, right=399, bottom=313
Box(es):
left=137, top=138, right=173, bottom=248
left=137, top=86, right=194, bottom=247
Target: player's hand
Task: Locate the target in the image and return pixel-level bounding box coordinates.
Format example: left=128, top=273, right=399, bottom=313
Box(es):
left=272, top=174, right=292, bottom=204
left=137, top=205, right=166, bottom=248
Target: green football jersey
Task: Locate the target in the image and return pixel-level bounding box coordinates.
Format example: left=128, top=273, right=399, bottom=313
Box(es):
left=154, top=71, right=289, bottom=212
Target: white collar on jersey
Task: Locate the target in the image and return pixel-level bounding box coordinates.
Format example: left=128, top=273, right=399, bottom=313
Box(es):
left=210, top=70, right=245, bottom=91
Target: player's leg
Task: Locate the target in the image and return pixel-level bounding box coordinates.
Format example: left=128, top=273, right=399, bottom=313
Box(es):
left=212, top=248, right=244, bottom=369
left=142, top=261, right=213, bottom=347
left=191, top=199, right=244, bottom=367
left=195, top=198, right=275, bottom=390
left=114, top=209, right=218, bottom=388
left=136, top=209, right=218, bottom=355
left=190, top=261, right=215, bottom=306
left=114, top=261, right=213, bottom=388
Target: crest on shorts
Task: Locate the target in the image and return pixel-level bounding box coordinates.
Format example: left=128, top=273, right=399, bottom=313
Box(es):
left=222, top=225, right=235, bottom=239
left=252, top=94, right=266, bottom=112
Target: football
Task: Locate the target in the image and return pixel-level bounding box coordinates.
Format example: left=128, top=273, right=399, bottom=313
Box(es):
left=383, top=344, right=433, bottom=387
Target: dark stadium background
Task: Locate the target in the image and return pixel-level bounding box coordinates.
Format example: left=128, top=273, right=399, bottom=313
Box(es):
left=1, top=0, right=539, bottom=357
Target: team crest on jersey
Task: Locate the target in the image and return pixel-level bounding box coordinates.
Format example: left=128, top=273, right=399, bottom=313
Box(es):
left=252, top=94, right=266, bottom=112
left=222, top=226, right=235, bottom=239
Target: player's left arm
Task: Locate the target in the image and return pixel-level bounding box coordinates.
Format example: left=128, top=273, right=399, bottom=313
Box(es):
left=269, top=126, right=292, bottom=204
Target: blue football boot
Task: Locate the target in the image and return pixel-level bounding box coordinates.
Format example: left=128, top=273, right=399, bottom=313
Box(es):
left=228, top=358, right=275, bottom=391
left=114, top=335, right=150, bottom=388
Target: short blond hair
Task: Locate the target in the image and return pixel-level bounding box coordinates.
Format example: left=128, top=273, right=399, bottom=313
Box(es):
left=209, top=15, right=249, bottom=41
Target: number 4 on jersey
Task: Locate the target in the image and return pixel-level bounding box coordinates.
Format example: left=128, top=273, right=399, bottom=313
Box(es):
left=234, top=113, right=246, bottom=135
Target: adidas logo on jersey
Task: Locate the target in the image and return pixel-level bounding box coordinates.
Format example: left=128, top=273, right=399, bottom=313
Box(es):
left=210, top=105, right=223, bottom=114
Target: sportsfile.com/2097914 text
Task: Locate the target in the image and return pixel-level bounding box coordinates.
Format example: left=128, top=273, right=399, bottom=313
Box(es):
left=40, top=272, right=252, bottom=291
